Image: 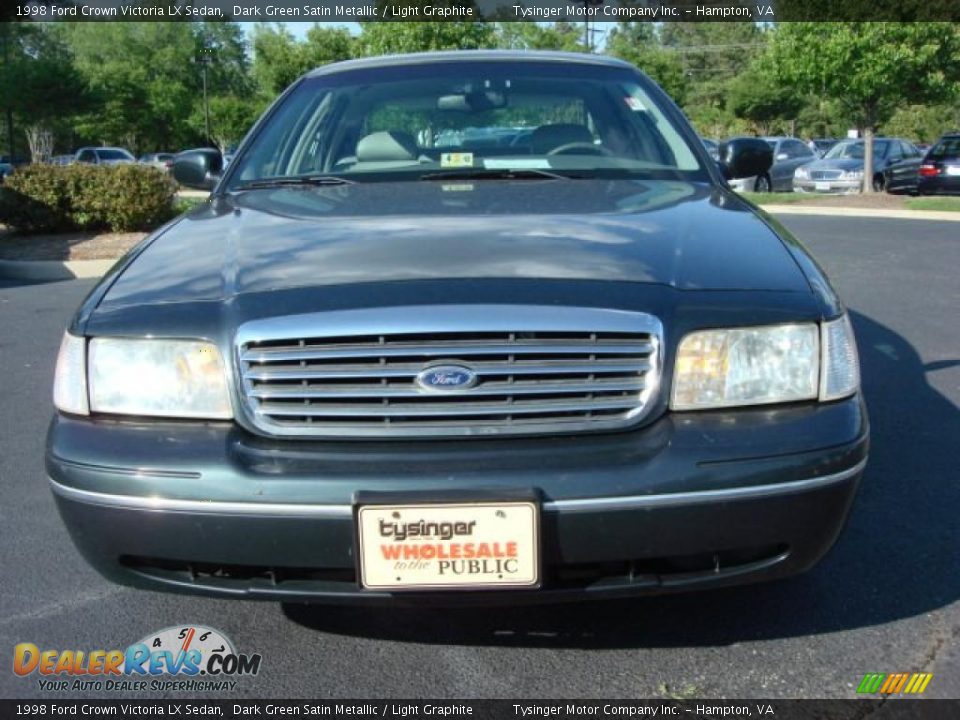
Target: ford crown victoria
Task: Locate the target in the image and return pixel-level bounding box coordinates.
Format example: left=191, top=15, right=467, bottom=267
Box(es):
left=48, top=52, right=868, bottom=603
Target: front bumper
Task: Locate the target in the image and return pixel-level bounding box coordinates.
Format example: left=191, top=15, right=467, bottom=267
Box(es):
left=793, top=178, right=862, bottom=194
left=48, top=395, right=868, bottom=604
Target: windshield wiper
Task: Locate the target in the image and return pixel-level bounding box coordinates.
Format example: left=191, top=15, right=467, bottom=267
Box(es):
left=419, top=168, right=572, bottom=182
left=235, top=174, right=355, bottom=190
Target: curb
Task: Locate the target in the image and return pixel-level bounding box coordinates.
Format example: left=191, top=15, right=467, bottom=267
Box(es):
left=761, top=205, right=960, bottom=222
left=0, top=258, right=116, bottom=281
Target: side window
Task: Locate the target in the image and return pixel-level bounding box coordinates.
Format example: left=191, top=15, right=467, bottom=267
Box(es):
left=77, top=150, right=93, bottom=163
left=787, top=140, right=812, bottom=158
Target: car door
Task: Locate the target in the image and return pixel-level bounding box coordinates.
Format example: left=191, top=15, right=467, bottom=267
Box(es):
left=896, top=141, right=922, bottom=192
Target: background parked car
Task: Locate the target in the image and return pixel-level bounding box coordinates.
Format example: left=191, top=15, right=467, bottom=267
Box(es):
left=883, top=140, right=927, bottom=194
left=138, top=152, right=174, bottom=172
left=917, top=133, right=960, bottom=196
left=49, top=154, right=75, bottom=166
left=727, top=136, right=816, bottom=192
left=793, top=137, right=919, bottom=194
left=74, top=147, right=135, bottom=166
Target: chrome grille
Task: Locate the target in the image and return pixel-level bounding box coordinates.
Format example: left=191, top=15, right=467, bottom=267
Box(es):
left=236, top=306, right=661, bottom=438
left=810, top=170, right=843, bottom=180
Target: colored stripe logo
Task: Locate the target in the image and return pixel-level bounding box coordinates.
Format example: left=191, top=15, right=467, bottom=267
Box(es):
left=857, top=673, right=933, bottom=694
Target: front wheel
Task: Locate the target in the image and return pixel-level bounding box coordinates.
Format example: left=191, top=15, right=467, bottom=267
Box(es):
left=753, top=174, right=771, bottom=193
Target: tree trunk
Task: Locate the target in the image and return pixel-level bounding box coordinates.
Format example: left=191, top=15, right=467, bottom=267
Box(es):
left=861, top=103, right=878, bottom=194
left=25, top=124, right=54, bottom=164
left=2, top=23, right=14, bottom=163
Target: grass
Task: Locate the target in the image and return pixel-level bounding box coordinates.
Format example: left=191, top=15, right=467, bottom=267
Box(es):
left=173, top=196, right=205, bottom=214
left=905, top=196, right=960, bottom=212
left=741, top=192, right=814, bottom=205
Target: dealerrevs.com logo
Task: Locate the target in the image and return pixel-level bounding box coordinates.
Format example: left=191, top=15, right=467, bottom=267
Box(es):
left=13, top=625, right=262, bottom=692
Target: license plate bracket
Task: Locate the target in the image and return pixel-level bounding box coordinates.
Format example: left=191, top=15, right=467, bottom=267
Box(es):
left=354, top=493, right=541, bottom=592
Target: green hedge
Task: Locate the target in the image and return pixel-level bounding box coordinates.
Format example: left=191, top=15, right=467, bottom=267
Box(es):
left=0, top=164, right=177, bottom=233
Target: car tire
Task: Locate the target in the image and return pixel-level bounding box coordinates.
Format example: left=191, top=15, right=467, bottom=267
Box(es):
left=872, top=175, right=885, bottom=193
left=753, top=175, right=771, bottom=193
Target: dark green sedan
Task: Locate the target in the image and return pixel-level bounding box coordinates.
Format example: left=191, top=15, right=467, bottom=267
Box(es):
left=48, top=51, right=867, bottom=604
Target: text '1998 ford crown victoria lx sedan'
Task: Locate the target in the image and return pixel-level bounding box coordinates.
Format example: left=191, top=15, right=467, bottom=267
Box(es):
left=48, top=51, right=868, bottom=604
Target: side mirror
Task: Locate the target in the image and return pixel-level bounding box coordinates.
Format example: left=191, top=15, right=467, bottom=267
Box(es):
left=719, top=137, right=774, bottom=180
left=173, top=148, right=223, bottom=191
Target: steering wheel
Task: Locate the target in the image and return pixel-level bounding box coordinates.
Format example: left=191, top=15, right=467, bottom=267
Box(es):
left=546, top=142, right=614, bottom=156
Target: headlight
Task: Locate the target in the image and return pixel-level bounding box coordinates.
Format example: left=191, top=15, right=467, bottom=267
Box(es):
left=672, top=318, right=860, bottom=410
left=672, top=324, right=819, bottom=410
left=820, top=314, right=860, bottom=401
left=794, top=167, right=810, bottom=179
left=88, top=338, right=232, bottom=419
left=53, top=332, right=89, bottom=415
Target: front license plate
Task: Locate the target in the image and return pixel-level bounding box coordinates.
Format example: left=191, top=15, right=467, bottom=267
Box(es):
left=815, top=181, right=831, bottom=190
left=356, top=501, right=539, bottom=591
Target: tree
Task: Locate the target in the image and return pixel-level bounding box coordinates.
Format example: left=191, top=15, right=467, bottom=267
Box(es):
left=0, top=24, right=87, bottom=161
left=768, top=23, right=960, bottom=191
left=189, top=95, right=262, bottom=154
left=358, top=14, right=495, bottom=56
left=251, top=23, right=353, bottom=97
left=727, top=61, right=806, bottom=136
left=494, top=22, right=585, bottom=53
left=884, top=102, right=960, bottom=144
left=58, top=22, right=200, bottom=152
left=606, top=23, right=687, bottom=106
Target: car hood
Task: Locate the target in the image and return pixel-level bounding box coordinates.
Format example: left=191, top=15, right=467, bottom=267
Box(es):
left=99, top=179, right=812, bottom=310
left=805, top=158, right=866, bottom=171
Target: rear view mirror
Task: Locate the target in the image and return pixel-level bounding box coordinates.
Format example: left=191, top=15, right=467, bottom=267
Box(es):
left=173, top=148, right=223, bottom=191
left=437, top=91, right=507, bottom=112
left=719, top=138, right=774, bottom=180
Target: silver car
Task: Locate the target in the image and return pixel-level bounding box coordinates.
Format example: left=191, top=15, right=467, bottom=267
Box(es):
left=793, top=138, right=909, bottom=194
left=74, top=147, right=135, bottom=166
left=138, top=153, right=175, bottom=172
left=727, top=137, right=816, bottom=193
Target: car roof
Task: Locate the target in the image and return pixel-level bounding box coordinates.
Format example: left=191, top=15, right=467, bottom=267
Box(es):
left=306, top=50, right=634, bottom=78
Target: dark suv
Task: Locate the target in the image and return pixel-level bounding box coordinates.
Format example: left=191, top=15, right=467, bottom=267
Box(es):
left=49, top=51, right=867, bottom=604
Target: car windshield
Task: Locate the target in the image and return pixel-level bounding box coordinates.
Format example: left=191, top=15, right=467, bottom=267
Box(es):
left=227, top=61, right=705, bottom=189
left=929, top=137, right=960, bottom=159
left=825, top=140, right=889, bottom=160
left=97, top=149, right=132, bottom=160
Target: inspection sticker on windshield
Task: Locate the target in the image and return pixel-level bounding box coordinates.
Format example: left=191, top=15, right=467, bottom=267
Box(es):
left=625, top=97, right=646, bottom=111
left=441, top=152, right=474, bottom=168
left=357, top=501, right=539, bottom=590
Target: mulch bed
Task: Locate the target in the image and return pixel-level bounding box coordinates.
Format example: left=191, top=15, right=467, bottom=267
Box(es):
left=0, top=225, right=147, bottom=261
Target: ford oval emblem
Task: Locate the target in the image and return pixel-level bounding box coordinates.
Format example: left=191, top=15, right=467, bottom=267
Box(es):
left=415, top=365, right=478, bottom=393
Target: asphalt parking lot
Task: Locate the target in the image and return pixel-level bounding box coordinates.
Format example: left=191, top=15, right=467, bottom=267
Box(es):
left=1, top=214, right=957, bottom=700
